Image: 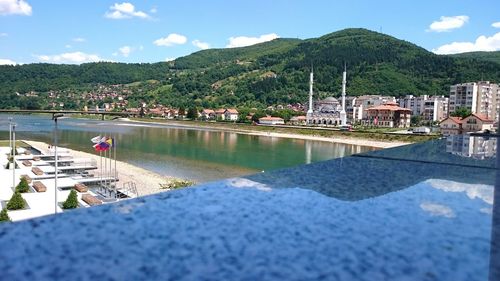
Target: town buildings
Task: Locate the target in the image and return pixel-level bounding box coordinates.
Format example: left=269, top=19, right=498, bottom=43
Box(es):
left=439, top=113, right=494, bottom=136
left=439, top=117, right=463, bottom=136
left=449, top=81, right=499, bottom=122
left=398, top=95, right=449, bottom=122
left=361, top=102, right=411, bottom=128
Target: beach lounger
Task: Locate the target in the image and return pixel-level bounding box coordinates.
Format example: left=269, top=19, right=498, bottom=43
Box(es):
left=74, top=183, right=88, bottom=193
left=32, top=181, right=47, bottom=192
left=33, top=156, right=41, bottom=161
left=82, top=194, right=102, bottom=206
left=32, top=167, right=44, bottom=176
left=22, top=160, right=32, bottom=167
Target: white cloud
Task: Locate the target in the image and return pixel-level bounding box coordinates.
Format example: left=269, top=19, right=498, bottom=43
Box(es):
left=105, top=2, right=149, bottom=19
left=165, top=57, right=175, bottom=62
left=0, top=32, right=7, bottom=37
left=73, top=37, right=86, bottom=42
left=36, top=51, right=104, bottom=64
left=226, top=33, right=279, bottom=48
left=150, top=7, right=157, bottom=13
left=492, top=22, right=500, bottom=28
left=192, top=39, right=210, bottom=50
left=0, top=0, right=32, bottom=16
left=139, top=45, right=144, bottom=51
left=433, top=32, right=500, bottom=54
left=65, top=44, right=72, bottom=48
left=420, top=202, right=455, bottom=218
left=0, top=58, right=16, bottom=65
left=153, top=33, right=187, bottom=46
left=118, top=45, right=132, bottom=57
left=428, top=15, right=469, bottom=32
left=425, top=179, right=493, bottom=205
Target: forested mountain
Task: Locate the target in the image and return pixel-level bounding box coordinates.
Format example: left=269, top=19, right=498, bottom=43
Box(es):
left=450, top=51, right=500, bottom=65
left=1, top=28, right=499, bottom=109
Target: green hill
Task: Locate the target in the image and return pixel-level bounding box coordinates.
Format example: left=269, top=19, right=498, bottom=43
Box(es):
left=0, top=28, right=499, bottom=109
left=449, top=51, right=500, bottom=65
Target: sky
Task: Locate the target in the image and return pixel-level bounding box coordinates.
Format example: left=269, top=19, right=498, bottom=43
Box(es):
left=0, top=0, right=499, bottom=65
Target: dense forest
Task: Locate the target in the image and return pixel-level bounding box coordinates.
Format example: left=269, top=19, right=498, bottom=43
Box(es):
left=1, top=28, right=499, bottom=109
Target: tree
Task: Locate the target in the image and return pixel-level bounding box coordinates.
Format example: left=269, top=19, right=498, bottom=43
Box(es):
left=251, top=111, right=267, bottom=122
left=63, top=190, right=79, bottom=209
left=0, top=208, right=10, bottom=222
left=450, top=107, right=472, bottom=119
left=186, top=107, right=198, bottom=119
left=411, top=115, right=423, bottom=126
left=16, top=177, right=30, bottom=193
left=178, top=106, right=186, bottom=117
left=7, top=192, right=25, bottom=210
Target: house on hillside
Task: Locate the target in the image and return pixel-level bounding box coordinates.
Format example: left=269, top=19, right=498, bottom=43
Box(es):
left=215, top=109, right=226, bottom=120
left=224, top=109, right=239, bottom=121
left=165, top=109, right=179, bottom=119
left=439, top=117, right=463, bottom=136
left=201, top=109, right=215, bottom=120
left=289, top=116, right=307, bottom=125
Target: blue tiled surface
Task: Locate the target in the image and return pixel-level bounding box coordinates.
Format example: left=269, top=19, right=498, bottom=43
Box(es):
left=0, top=136, right=498, bottom=281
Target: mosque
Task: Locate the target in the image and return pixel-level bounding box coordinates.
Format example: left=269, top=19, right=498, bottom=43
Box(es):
left=306, top=67, right=347, bottom=126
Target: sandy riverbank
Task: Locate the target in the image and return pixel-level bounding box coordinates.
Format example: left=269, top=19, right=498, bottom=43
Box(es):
left=125, top=119, right=409, bottom=149
left=23, top=140, right=181, bottom=196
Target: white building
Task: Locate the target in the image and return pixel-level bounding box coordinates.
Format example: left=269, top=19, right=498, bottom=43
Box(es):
left=352, top=95, right=396, bottom=121
left=449, top=81, right=499, bottom=122
left=399, top=95, right=449, bottom=122
left=399, top=95, right=428, bottom=116
left=224, top=109, right=239, bottom=121
left=259, top=116, right=285, bottom=125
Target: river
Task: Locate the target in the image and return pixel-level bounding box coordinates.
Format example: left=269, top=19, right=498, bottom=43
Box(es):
left=0, top=114, right=376, bottom=182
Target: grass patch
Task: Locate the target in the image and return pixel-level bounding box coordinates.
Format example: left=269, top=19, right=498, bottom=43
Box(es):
left=160, top=179, right=195, bottom=190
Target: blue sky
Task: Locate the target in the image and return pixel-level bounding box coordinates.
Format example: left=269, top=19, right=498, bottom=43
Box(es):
left=1, top=0, right=499, bottom=65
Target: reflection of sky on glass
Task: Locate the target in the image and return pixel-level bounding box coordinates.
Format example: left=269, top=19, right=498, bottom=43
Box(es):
left=425, top=179, right=493, bottom=205
left=420, top=202, right=456, bottom=218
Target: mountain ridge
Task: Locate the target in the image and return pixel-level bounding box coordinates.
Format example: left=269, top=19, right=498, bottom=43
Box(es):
left=0, top=28, right=499, bottom=109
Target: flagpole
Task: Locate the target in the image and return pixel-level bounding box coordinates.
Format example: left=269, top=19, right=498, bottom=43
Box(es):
left=105, top=146, right=108, bottom=194
left=100, top=150, right=102, bottom=192
left=114, top=136, right=117, bottom=199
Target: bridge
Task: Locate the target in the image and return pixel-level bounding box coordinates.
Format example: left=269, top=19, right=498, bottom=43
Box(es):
left=0, top=109, right=140, bottom=120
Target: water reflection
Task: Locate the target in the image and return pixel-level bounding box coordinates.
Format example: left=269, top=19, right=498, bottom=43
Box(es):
left=0, top=114, right=374, bottom=182
left=446, top=135, right=497, bottom=160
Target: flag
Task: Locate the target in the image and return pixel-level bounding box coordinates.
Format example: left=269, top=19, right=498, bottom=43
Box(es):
left=93, top=139, right=110, bottom=151
left=106, top=137, right=114, bottom=148
left=91, top=135, right=101, bottom=143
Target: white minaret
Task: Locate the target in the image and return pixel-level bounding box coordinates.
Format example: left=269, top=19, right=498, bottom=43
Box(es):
left=306, top=67, right=314, bottom=124
left=340, top=64, right=347, bottom=126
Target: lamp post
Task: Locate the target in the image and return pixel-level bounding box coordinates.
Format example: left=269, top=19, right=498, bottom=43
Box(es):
left=12, top=123, right=16, bottom=190
left=8, top=117, right=12, bottom=159
left=53, top=113, right=64, bottom=214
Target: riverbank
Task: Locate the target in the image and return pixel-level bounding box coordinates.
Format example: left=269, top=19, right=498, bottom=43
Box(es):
left=126, top=118, right=421, bottom=149
left=23, top=140, right=186, bottom=196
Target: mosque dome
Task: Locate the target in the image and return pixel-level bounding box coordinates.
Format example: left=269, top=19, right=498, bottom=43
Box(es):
left=322, top=97, right=338, bottom=103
